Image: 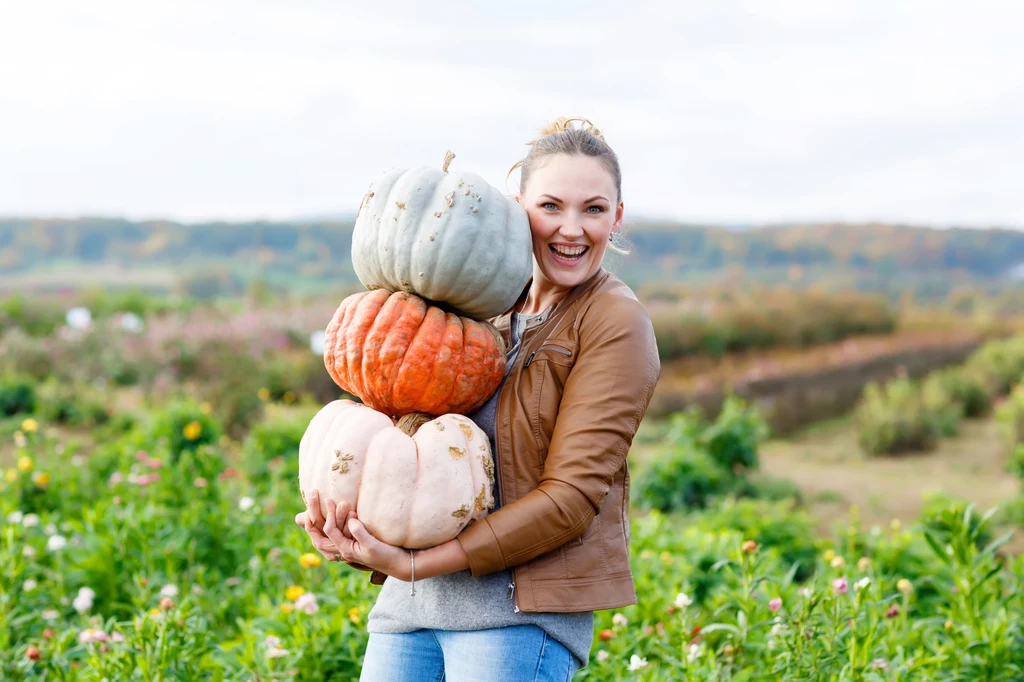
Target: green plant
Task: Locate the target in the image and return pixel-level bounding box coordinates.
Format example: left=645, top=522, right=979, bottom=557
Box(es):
left=856, top=377, right=941, bottom=455
left=0, top=374, right=36, bottom=416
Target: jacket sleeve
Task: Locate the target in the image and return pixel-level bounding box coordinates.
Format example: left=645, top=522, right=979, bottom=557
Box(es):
left=456, top=294, right=661, bottom=576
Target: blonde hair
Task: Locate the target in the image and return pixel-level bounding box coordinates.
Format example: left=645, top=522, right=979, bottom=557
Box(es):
left=508, top=117, right=630, bottom=256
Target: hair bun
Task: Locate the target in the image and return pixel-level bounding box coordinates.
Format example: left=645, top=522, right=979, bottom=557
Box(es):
left=532, top=116, right=607, bottom=145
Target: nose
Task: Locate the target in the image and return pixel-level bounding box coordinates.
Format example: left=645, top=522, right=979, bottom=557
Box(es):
left=558, top=210, right=585, bottom=239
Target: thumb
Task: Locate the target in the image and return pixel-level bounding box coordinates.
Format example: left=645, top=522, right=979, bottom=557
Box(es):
left=347, top=518, right=374, bottom=544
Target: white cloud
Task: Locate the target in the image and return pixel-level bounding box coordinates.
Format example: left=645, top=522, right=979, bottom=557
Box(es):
left=0, top=0, right=1021, bottom=226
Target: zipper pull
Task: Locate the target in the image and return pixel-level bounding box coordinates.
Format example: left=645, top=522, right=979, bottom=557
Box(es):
left=508, top=581, right=520, bottom=613
left=524, top=351, right=538, bottom=368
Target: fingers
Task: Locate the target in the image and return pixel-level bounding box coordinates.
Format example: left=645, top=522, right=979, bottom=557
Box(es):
left=306, top=490, right=326, bottom=529
left=294, top=511, right=309, bottom=528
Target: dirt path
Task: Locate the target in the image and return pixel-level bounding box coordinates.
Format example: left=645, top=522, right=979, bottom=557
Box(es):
left=759, top=417, right=1021, bottom=535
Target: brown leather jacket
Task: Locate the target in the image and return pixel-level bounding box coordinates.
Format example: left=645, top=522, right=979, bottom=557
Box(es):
left=372, top=268, right=660, bottom=613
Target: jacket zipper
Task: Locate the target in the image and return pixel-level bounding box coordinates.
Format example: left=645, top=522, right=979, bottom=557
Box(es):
left=523, top=346, right=573, bottom=367
left=496, top=334, right=521, bottom=614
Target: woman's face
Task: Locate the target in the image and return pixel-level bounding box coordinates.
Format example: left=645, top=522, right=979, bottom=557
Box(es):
left=518, top=154, right=624, bottom=293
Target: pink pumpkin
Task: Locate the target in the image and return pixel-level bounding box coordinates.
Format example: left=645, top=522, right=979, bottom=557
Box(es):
left=298, top=399, right=495, bottom=549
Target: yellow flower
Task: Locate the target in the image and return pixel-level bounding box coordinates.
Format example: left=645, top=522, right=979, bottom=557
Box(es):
left=822, top=548, right=835, bottom=562
left=280, top=603, right=294, bottom=613
left=283, top=391, right=296, bottom=404
left=21, top=418, right=39, bottom=434
left=890, top=519, right=901, bottom=532
left=300, top=553, right=322, bottom=568
left=830, top=556, right=846, bottom=569
left=199, top=402, right=212, bottom=415
left=659, top=551, right=674, bottom=565
left=182, top=421, right=202, bottom=441
left=148, top=608, right=161, bottom=617
left=639, top=550, right=651, bottom=561
left=348, top=606, right=360, bottom=624
left=897, top=579, right=914, bottom=594
left=257, top=388, right=270, bottom=401
left=32, top=472, right=51, bottom=487
left=285, top=585, right=306, bottom=602
left=857, top=557, right=872, bottom=572
left=4, top=468, right=17, bottom=483
left=17, top=456, right=33, bottom=473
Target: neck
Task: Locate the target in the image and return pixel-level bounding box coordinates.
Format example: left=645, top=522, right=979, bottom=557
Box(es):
left=518, top=266, right=601, bottom=316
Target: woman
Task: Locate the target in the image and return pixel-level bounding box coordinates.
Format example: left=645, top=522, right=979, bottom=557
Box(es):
left=297, top=117, right=661, bottom=681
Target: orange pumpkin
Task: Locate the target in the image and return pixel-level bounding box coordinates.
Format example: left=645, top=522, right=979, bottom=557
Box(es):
left=324, top=289, right=506, bottom=417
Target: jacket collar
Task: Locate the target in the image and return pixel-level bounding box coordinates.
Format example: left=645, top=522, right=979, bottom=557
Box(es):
left=492, top=268, right=610, bottom=344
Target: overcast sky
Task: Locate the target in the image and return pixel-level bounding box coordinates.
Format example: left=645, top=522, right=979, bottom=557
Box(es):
left=1, top=0, right=1021, bottom=227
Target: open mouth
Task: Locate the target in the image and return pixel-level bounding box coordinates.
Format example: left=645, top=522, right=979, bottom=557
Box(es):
left=549, top=244, right=589, bottom=263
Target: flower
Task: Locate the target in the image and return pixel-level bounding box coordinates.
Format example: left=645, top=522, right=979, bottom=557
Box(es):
left=42, top=609, right=59, bottom=621
left=199, top=402, right=212, bottom=415
left=47, top=535, right=67, bottom=552
left=687, top=643, right=702, bottom=663
left=800, top=587, right=812, bottom=599
left=348, top=606, right=361, bottom=624
left=832, top=577, right=849, bottom=595
left=612, top=613, right=628, bottom=627
left=73, top=587, right=95, bottom=614
left=598, top=629, right=615, bottom=641
left=886, top=604, right=900, bottom=618
left=108, top=472, right=124, bottom=485
left=42, top=628, right=55, bottom=639
left=160, top=584, right=179, bottom=598
left=890, top=519, right=901, bottom=531
left=238, top=496, right=256, bottom=512
left=158, top=597, right=175, bottom=611
left=23, top=579, right=38, bottom=591
left=300, top=553, right=322, bottom=568
left=596, top=650, right=609, bottom=663
left=769, top=597, right=782, bottom=612
left=295, top=593, right=319, bottom=614
left=17, top=456, right=33, bottom=473
left=182, top=421, right=203, bottom=441
left=26, top=645, right=41, bottom=661
left=266, top=635, right=289, bottom=659
left=79, top=628, right=109, bottom=644
left=857, top=556, right=872, bottom=572
left=674, top=592, right=693, bottom=609
left=627, top=654, right=649, bottom=671
left=225, top=576, right=242, bottom=587
left=22, top=513, right=40, bottom=527
left=285, top=585, right=306, bottom=602
left=7, top=510, right=23, bottom=524
left=741, top=540, right=758, bottom=554
left=14, top=432, right=27, bottom=448
left=32, top=472, right=51, bottom=487
left=4, top=468, right=15, bottom=482
left=897, top=578, right=914, bottom=594
left=855, top=577, right=871, bottom=592
left=823, top=549, right=836, bottom=562
left=280, top=603, right=294, bottom=613
left=258, top=387, right=271, bottom=401
left=44, top=523, right=57, bottom=536
left=830, top=555, right=846, bottom=569
left=23, top=546, right=37, bottom=558
left=869, top=658, right=889, bottom=671
left=22, top=418, right=39, bottom=433
left=194, top=477, right=208, bottom=488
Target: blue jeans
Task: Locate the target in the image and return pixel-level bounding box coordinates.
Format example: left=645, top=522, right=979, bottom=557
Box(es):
left=359, top=626, right=579, bottom=682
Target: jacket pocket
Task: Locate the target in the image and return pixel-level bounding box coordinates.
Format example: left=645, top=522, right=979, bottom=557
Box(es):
left=524, top=342, right=577, bottom=368
left=523, top=340, right=579, bottom=467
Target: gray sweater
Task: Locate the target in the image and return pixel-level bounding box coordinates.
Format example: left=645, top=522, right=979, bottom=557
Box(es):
left=366, top=310, right=595, bottom=668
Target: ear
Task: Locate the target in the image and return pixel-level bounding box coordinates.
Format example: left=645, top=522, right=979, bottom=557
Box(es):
left=612, top=201, right=625, bottom=233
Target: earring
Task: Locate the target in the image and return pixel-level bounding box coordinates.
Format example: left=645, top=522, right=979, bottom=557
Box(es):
left=608, top=233, right=615, bottom=243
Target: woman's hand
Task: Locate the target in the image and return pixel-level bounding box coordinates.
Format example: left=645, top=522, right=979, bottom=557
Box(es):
left=294, top=490, right=410, bottom=580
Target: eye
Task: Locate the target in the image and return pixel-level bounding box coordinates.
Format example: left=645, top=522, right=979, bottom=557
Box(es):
left=541, top=202, right=558, bottom=211
left=586, top=206, right=605, bottom=214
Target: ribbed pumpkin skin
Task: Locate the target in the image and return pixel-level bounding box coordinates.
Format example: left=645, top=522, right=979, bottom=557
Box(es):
left=324, top=289, right=506, bottom=417
left=351, top=164, right=533, bottom=319
left=298, top=400, right=495, bottom=549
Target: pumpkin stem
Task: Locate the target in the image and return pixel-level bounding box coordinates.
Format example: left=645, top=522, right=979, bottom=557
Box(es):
left=442, top=150, right=456, bottom=173
left=396, top=413, right=433, bottom=436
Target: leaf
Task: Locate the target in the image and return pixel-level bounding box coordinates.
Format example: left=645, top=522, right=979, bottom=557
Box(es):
left=699, top=623, right=741, bottom=636
left=923, top=530, right=953, bottom=565
left=979, top=530, right=1014, bottom=559
left=975, top=563, right=1003, bottom=592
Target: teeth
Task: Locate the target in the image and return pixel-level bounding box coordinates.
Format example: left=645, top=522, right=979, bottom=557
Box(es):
left=552, top=245, right=587, bottom=258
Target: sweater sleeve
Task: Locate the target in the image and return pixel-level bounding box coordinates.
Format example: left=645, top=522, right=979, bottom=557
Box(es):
left=456, top=294, right=660, bottom=576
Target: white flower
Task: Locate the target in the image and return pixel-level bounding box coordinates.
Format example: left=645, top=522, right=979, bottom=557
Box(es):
left=265, top=635, right=282, bottom=649
left=191, top=584, right=205, bottom=596
left=70, top=454, right=83, bottom=465
left=22, top=546, right=37, bottom=558
left=238, top=496, right=256, bottom=512
left=855, top=577, right=871, bottom=592
left=687, top=643, right=702, bottom=663
left=612, top=613, right=628, bottom=627
left=42, top=608, right=60, bottom=621
left=44, top=523, right=57, bottom=536
left=627, top=654, right=649, bottom=672
left=73, top=594, right=93, bottom=614
left=267, top=646, right=289, bottom=659
left=294, top=593, right=319, bottom=615
left=6, top=510, right=23, bottom=525
left=160, top=584, right=179, bottom=599
left=47, top=535, right=68, bottom=552
left=800, top=587, right=812, bottom=598
left=596, top=650, right=610, bottom=663
left=22, top=513, right=40, bottom=528
left=674, top=592, right=693, bottom=609
left=78, top=628, right=109, bottom=644
left=870, top=525, right=881, bottom=536
left=23, top=579, right=38, bottom=591
left=249, top=556, right=260, bottom=570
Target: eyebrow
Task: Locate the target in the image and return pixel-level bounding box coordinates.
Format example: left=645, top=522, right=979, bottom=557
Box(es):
left=539, top=194, right=609, bottom=203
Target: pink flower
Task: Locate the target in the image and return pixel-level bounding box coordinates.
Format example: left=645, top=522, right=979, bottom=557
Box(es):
left=769, top=598, right=782, bottom=612
left=294, top=593, right=319, bottom=615
left=79, top=628, right=109, bottom=644
left=147, top=458, right=163, bottom=469
left=135, top=451, right=149, bottom=462
left=111, top=632, right=126, bottom=642
left=832, top=577, right=849, bottom=595
left=886, top=604, right=900, bottom=618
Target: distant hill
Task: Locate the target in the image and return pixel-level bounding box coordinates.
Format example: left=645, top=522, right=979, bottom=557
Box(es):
left=1, top=217, right=1021, bottom=299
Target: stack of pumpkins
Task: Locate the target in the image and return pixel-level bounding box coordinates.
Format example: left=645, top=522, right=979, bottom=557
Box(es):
left=298, top=152, right=534, bottom=549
